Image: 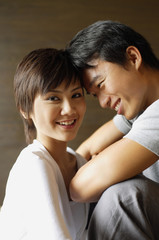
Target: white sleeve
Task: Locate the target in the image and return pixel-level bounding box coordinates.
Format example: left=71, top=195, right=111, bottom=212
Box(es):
left=18, top=155, right=72, bottom=240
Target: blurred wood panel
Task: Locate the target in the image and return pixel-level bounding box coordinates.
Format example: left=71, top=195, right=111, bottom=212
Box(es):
left=0, top=0, right=159, bottom=205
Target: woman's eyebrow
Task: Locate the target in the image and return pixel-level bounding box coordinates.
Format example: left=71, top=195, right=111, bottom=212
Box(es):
left=48, top=86, right=82, bottom=93
left=49, top=89, right=62, bottom=93
left=71, top=86, right=82, bottom=92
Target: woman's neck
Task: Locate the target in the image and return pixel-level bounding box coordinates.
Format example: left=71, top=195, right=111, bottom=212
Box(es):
left=37, top=136, right=77, bottom=199
left=38, top=136, right=68, bottom=163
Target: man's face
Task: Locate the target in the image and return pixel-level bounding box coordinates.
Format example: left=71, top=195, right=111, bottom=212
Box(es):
left=83, top=58, right=147, bottom=120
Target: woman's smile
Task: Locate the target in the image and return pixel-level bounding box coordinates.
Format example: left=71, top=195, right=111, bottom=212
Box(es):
left=30, top=81, right=86, bottom=145
left=56, top=119, right=77, bottom=128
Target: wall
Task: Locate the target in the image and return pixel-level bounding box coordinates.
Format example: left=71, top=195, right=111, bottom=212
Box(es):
left=0, top=0, right=159, bottom=205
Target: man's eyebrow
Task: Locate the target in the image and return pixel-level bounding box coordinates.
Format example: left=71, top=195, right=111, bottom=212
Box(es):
left=89, top=75, right=100, bottom=88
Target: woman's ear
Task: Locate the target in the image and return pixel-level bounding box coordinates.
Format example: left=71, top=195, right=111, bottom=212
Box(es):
left=20, top=109, right=29, bottom=119
left=126, top=46, right=142, bottom=70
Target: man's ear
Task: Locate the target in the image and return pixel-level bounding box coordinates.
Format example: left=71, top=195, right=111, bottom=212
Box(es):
left=126, top=46, right=142, bottom=70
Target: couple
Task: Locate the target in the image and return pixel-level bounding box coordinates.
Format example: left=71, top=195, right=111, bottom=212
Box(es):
left=1, top=20, right=159, bottom=239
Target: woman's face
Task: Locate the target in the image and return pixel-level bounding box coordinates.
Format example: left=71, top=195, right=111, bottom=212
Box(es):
left=30, top=79, right=86, bottom=145
left=83, top=57, right=147, bottom=120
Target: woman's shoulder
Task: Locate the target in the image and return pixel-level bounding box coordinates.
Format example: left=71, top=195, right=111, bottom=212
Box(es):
left=15, top=140, right=56, bottom=175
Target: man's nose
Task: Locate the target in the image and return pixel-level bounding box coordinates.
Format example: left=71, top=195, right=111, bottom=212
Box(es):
left=98, top=94, right=110, bottom=108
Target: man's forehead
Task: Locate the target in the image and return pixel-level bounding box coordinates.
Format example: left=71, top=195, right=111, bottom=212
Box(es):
left=87, top=58, right=100, bottom=66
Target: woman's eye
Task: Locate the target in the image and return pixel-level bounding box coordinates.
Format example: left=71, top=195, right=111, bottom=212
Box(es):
left=72, top=93, right=82, bottom=98
left=48, top=96, right=59, bottom=101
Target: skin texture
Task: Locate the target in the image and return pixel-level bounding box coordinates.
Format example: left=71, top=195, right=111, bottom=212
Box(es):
left=70, top=46, right=159, bottom=202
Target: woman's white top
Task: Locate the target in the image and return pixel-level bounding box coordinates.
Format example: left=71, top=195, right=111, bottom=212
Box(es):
left=0, top=140, right=89, bottom=240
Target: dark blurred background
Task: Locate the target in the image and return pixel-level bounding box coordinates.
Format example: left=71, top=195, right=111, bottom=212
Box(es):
left=0, top=0, right=159, bottom=205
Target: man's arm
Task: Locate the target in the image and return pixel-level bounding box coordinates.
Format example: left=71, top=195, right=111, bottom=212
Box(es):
left=76, top=119, right=124, bottom=160
left=70, top=137, right=158, bottom=202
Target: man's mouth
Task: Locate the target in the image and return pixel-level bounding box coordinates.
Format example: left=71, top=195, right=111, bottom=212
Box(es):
left=114, top=101, right=120, bottom=112
left=113, top=99, right=121, bottom=112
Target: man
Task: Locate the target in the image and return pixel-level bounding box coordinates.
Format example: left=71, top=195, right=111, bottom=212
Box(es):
left=66, top=20, right=159, bottom=239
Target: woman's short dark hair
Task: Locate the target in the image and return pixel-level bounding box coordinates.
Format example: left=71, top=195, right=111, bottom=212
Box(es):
left=14, top=48, right=81, bottom=144
left=66, top=20, right=159, bottom=69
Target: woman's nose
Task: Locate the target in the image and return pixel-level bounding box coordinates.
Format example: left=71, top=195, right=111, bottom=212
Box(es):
left=61, top=100, right=75, bottom=115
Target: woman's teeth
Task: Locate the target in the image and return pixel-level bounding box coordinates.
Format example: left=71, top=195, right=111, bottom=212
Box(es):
left=59, top=120, right=75, bottom=126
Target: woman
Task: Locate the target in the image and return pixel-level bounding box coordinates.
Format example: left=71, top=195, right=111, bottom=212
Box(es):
left=0, top=48, right=89, bottom=240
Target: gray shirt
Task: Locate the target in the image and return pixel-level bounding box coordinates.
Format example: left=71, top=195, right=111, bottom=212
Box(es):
left=113, top=99, right=159, bottom=183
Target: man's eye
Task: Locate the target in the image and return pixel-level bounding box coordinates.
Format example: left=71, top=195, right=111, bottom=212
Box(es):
left=97, top=80, right=104, bottom=88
